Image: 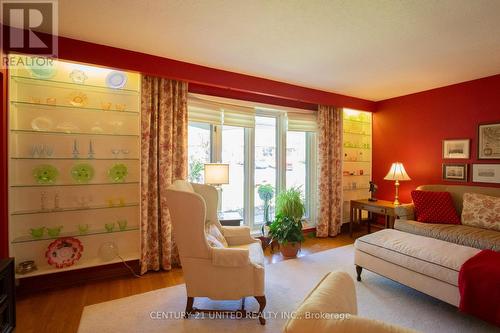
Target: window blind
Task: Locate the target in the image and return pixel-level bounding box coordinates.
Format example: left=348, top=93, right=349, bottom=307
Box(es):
left=188, top=96, right=255, bottom=128
left=222, top=105, right=255, bottom=128
left=287, top=112, right=317, bottom=132
left=188, top=97, right=222, bottom=125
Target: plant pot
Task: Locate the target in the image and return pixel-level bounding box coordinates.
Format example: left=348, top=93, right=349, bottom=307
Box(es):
left=280, top=242, right=301, bottom=258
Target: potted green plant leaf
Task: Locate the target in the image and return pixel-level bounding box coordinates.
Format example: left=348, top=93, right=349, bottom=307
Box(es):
left=268, top=187, right=305, bottom=258
left=257, top=184, right=274, bottom=235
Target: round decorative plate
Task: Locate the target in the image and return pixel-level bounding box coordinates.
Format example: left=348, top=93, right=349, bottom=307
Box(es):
left=45, top=237, right=83, bottom=269
left=26, top=58, right=57, bottom=79
left=68, top=91, right=88, bottom=107
left=108, top=163, right=128, bottom=182
left=56, top=121, right=79, bottom=133
left=105, top=71, right=127, bottom=89
left=33, top=164, right=59, bottom=184
left=31, top=117, right=54, bottom=131
left=69, top=69, right=88, bottom=84
left=71, top=163, right=94, bottom=183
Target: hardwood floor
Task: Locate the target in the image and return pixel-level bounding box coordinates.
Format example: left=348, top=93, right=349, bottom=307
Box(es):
left=15, top=229, right=366, bottom=333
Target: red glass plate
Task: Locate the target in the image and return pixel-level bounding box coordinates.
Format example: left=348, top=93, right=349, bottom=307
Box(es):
left=45, top=237, right=84, bottom=268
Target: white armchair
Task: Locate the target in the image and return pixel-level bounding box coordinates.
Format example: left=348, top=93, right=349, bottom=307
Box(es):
left=165, top=180, right=266, bottom=324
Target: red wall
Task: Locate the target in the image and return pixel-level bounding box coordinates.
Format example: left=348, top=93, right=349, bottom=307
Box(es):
left=373, top=74, right=500, bottom=203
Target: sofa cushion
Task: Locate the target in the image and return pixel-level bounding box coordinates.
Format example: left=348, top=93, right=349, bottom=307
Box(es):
left=394, top=219, right=500, bottom=252
left=411, top=190, right=460, bottom=224
left=462, top=193, right=500, bottom=232
left=355, top=229, right=480, bottom=286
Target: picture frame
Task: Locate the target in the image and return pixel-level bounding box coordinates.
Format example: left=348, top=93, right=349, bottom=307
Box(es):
left=442, top=163, right=468, bottom=182
left=472, top=164, right=500, bottom=184
left=442, top=139, right=470, bottom=159
left=477, top=122, right=500, bottom=159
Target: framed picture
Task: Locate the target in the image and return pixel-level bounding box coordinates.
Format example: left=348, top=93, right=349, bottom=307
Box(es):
left=472, top=164, right=500, bottom=184
left=442, top=164, right=468, bottom=182
left=478, top=122, right=500, bottom=159
left=442, top=139, right=470, bottom=159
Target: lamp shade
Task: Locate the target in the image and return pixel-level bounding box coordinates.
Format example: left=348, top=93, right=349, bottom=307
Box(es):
left=204, top=163, right=229, bottom=185
left=384, top=162, right=411, bottom=181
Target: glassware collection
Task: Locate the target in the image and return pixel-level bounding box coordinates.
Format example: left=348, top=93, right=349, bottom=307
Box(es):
left=9, top=55, right=141, bottom=275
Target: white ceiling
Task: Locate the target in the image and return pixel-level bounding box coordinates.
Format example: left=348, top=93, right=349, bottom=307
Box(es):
left=54, top=0, right=500, bottom=101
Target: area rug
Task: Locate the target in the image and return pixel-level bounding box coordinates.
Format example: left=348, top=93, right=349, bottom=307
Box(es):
left=78, top=245, right=495, bottom=333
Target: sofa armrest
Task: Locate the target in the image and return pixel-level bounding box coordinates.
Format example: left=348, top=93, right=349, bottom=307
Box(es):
left=222, top=226, right=259, bottom=246
left=394, top=203, right=415, bottom=220
left=211, top=247, right=250, bottom=267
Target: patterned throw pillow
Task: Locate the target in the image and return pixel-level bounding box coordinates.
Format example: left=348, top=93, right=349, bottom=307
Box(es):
left=462, top=193, right=500, bottom=231
left=205, top=222, right=228, bottom=248
left=206, top=234, right=225, bottom=248
left=411, top=190, right=460, bottom=224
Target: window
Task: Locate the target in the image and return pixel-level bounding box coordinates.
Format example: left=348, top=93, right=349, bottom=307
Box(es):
left=187, top=96, right=317, bottom=230
left=254, top=116, right=277, bottom=226
left=221, top=126, right=245, bottom=217
left=188, top=122, right=211, bottom=183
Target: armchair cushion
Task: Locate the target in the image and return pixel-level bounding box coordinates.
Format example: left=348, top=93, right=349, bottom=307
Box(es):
left=222, top=226, right=259, bottom=246
left=211, top=247, right=250, bottom=267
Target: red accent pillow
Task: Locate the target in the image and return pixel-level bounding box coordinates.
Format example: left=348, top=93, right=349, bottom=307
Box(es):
left=411, top=190, right=460, bottom=224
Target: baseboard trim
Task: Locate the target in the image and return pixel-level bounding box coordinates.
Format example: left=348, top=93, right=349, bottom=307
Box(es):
left=16, top=259, right=140, bottom=296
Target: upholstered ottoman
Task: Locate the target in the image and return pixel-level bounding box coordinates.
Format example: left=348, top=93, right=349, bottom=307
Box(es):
left=354, top=229, right=480, bottom=306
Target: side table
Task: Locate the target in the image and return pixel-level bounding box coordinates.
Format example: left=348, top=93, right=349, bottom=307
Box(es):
left=349, top=199, right=398, bottom=237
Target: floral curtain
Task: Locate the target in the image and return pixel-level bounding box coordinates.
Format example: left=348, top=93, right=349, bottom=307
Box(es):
left=316, top=105, right=343, bottom=237
left=140, top=76, right=188, bottom=274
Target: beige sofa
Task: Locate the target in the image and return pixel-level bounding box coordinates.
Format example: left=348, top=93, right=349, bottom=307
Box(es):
left=284, top=271, right=416, bottom=333
left=394, top=184, right=500, bottom=251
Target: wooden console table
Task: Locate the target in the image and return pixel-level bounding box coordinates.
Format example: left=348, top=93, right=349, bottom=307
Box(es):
left=349, top=199, right=398, bottom=237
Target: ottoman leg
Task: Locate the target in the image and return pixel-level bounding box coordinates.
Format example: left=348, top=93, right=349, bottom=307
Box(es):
left=356, top=265, right=363, bottom=281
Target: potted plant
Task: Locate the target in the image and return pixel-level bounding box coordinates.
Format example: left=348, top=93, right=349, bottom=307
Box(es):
left=268, top=187, right=305, bottom=258
left=257, top=184, right=274, bottom=235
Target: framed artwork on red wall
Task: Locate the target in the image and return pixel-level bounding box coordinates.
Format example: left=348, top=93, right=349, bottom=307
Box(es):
left=477, top=122, right=500, bottom=159
left=442, top=139, right=470, bottom=159
left=442, top=163, right=468, bottom=182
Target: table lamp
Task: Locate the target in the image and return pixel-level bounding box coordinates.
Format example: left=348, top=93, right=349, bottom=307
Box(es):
left=204, top=163, right=229, bottom=218
left=384, top=162, right=411, bottom=206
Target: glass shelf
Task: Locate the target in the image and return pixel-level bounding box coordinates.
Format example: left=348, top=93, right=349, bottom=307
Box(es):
left=343, top=146, right=371, bottom=150
left=12, top=226, right=139, bottom=244
left=11, top=101, right=139, bottom=115
left=11, top=75, right=140, bottom=95
left=12, top=157, right=139, bottom=161
left=11, top=203, right=139, bottom=216
left=343, top=131, right=371, bottom=137
left=343, top=118, right=371, bottom=125
left=343, top=187, right=370, bottom=191
left=11, top=181, right=139, bottom=188
left=10, top=129, right=139, bottom=137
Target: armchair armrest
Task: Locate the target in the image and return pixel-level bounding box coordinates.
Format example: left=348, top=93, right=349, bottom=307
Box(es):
left=394, top=203, right=415, bottom=220
left=222, top=226, right=258, bottom=246
left=211, top=247, right=250, bottom=267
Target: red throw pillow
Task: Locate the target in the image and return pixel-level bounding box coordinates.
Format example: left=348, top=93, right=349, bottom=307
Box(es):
left=411, top=190, right=460, bottom=224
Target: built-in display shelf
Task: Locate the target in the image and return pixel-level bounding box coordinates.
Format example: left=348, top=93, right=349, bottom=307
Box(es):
left=15, top=253, right=140, bottom=279
left=11, top=75, right=140, bottom=95
left=11, top=203, right=139, bottom=216
left=343, top=131, right=371, bottom=136
left=12, top=227, right=139, bottom=244
left=11, top=129, right=139, bottom=137
left=12, top=157, right=139, bottom=161
left=11, top=181, right=139, bottom=188
left=11, top=101, right=139, bottom=115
